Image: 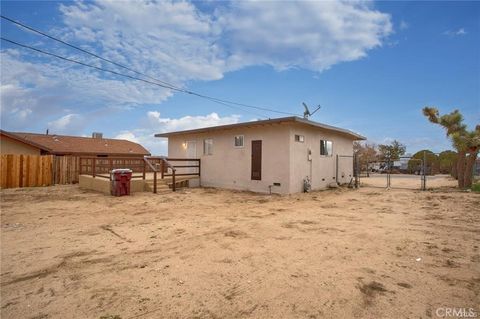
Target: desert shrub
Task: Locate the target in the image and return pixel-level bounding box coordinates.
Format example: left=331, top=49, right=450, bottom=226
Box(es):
left=472, top=183, right=480, bottom=193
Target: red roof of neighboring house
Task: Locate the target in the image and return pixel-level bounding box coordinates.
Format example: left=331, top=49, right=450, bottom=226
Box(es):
left=1, top=130, right=150, bottom=156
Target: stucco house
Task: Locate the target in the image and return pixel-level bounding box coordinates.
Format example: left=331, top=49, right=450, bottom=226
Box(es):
left=0, top=130, right=150, bottom=157
left=155, top=116, right=365, bottom=194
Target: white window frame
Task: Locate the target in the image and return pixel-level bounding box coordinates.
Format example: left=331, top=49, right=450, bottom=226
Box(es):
left=295, top=134, right=305, bottom=143
left=320, top=140, right=333, bottom=156
left=234, top=135, right=244, bottom=148
left=203, top=138, right=213, bottom=155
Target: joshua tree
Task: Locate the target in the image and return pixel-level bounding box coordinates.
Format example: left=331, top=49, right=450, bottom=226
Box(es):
left=452, top=127, right=480, bottom=188
left=422, top=107, right=479, bottom=188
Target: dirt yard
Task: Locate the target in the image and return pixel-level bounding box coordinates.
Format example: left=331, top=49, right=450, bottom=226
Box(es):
left=1, top=184, right=479, bottom=319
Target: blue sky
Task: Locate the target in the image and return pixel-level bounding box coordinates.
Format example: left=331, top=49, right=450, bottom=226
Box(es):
left=1, top=0, right=479, bottom=155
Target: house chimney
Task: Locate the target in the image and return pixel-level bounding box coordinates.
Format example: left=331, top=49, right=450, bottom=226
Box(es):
left=92, top=132, right=103, bottom=139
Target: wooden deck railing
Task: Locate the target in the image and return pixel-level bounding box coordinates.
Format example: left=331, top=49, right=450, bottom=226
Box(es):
left=79, top=157, right=147, bottom=179
left=79, top=156, right=201, bottom=193
left=143, top=156, right=201, bottom=193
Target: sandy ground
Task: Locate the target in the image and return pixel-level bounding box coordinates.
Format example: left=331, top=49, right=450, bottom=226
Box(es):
left=1, top=183, right=479, bottom=319
left=361, top=174, right=458, bottom=189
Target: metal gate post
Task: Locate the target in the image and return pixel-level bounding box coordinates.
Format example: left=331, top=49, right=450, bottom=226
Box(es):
left=356, top=155, right=360, bottom=188
left=422, top=151, right=427, bottom=191
left=387, top=159, right=391, bottom=188
left=352, top=154, right=358, bottom=188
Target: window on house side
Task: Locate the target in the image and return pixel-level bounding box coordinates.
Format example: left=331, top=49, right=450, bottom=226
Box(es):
left=204, top=138, right=213, bottom=155
left=295, top=135, right=304, bottom=143
left=234, top=135, right=244, bottom=147
left=320, top=140, right=333, bottom=156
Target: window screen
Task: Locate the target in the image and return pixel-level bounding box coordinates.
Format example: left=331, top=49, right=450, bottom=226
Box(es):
left=204, top=138, right=213, bottom=155
left=234, top=135, right=244, bottom=147
left=320, top=140, right=333, bottom=156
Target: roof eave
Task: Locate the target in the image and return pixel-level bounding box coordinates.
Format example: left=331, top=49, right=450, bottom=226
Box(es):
left=155, top=116, right=366, bottom=140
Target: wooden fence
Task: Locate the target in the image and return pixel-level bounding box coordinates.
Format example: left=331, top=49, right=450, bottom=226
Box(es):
left=53, top=156, right=79, bottom=184
left=0, top=154, right=53, bottom=189
left=1, top=154, right=83, bottom=189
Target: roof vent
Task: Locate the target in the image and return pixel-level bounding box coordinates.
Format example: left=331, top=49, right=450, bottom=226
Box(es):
left=92, top=132, right=103, bottom=139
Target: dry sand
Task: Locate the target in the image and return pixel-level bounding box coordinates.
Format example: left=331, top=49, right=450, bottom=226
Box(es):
left=1, top=181, right=479, bottom=319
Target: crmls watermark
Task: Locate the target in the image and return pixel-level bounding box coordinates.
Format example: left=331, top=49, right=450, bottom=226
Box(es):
left=435, top=307, right=478, bottom=318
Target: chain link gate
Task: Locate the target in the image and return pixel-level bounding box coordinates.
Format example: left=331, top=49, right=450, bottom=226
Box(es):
left=336, top=154, right=360, bottom=188
left=356, top=151, right=430, bottom=190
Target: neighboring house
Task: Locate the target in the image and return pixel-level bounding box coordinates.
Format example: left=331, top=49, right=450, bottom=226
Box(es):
left=0, top=130, right=50, bottom=155
left=156, top=116, right=365, bottom=194
left=0, top=130, right=150, bottom=157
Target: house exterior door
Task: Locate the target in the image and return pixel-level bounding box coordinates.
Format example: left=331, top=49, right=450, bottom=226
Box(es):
left=186, top=141, right=197, bottom=174
left=251, top=140, right=262, bottom=180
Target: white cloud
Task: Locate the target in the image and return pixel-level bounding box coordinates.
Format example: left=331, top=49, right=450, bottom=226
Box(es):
left=146, top=111, right=240, bottom=132
left=0, top=50, right=172, bottom=131
left=1, top=0, right=393, bottom=134
left=443, top=28, right=467, bottom=36
left=57, top=0, right=393, bottom=77
left=115, top=111, right=241, bottom=155
left=114, top=131, right=140, bottom=144
left=48, top=113, right=86, bottom=134
left=58, top=0, right=225, bottom=82
left=217, top=1, right=392, bottom=72
left=399, top=20, right=409, bottom=30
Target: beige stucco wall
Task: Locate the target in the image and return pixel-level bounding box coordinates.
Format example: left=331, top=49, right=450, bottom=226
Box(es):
left=0, top=135, right=41, bottom=155
left=287, top=123, right=354, bottom=193
left=166, top=123, right=291, bottom=194
left=163, top=122, right=356, bottom=194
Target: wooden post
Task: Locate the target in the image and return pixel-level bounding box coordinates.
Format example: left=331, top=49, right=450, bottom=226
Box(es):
left=198, top=159, right=201, bottom=177
left=92, top=158, right=96, bottom=178
left=19, top=155, right=24, bottom=188
left=153, top=171, right=157, bottom=194
left=161, top=160, right=164, bottom=179
left=142, top=160, right=146, bottom=180
left=172, top=169, right=176, bottom=192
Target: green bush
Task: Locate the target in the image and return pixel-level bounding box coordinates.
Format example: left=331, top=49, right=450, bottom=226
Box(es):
left=472, top=183, right=480, bottom=193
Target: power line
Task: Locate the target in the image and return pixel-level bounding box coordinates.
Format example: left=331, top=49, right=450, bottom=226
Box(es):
left=1, top=14, right=300, bottom=117
left=0, top=14, right=181, bottom=91
left=0, top=37, right=267, bottom=118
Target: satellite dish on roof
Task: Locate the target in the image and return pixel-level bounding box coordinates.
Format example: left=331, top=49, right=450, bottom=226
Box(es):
left=302, top=102, right=321, bottom=119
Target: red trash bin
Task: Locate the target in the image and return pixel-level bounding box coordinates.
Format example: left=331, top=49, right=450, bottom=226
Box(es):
left=110, top=169, right=133, bottom=196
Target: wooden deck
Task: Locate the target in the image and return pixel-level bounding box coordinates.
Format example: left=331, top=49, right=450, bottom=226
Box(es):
left=79, top=156, right=201, bottom=193
left=144, top=175, right=200, bottom=192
